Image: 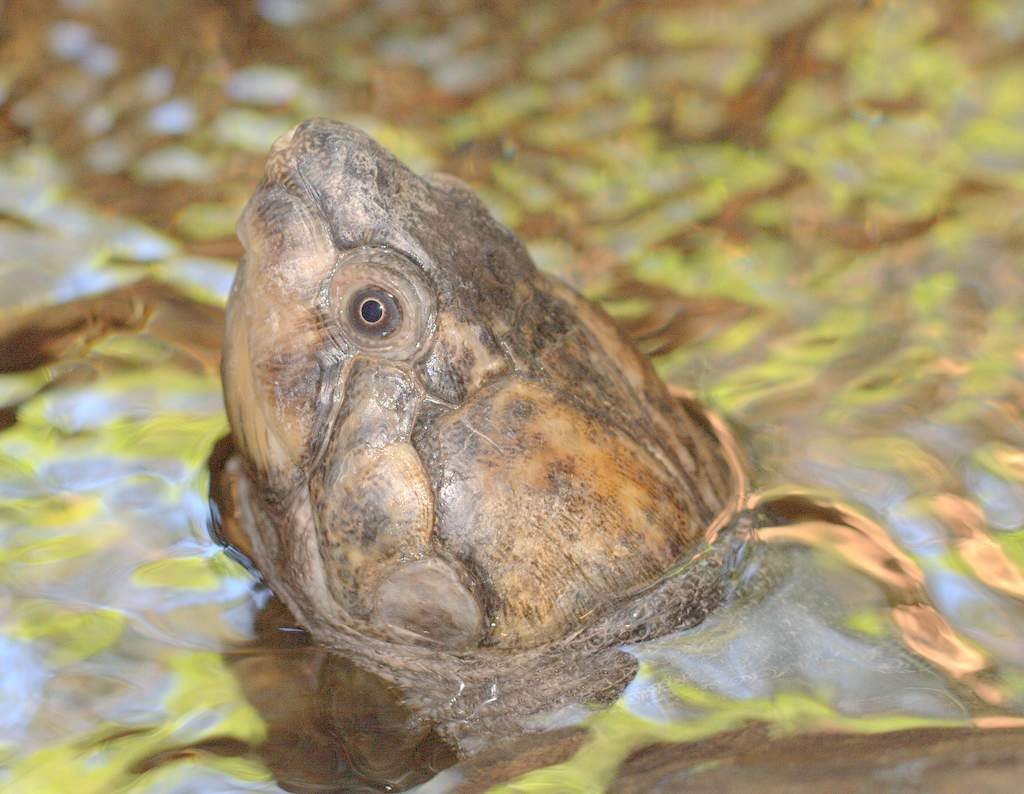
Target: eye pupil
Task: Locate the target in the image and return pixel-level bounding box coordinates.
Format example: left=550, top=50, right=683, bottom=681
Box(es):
left=359, top=298, right=385, bottom=324
left=348, top=287, right=401, bottom=338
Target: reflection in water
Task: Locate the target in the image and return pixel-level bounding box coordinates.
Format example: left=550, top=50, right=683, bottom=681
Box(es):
left=758, top=494, right=1023, bottom=710
left=891, top=605, right=987, bottom=679
left=2, top=0, right=1024, bottom=790
left=209, top=437, right=458, bottom=790
left=933, top=492, right=1024, bottom=600
left=224, top=597, right=456, bottom=792
left=759, top=494, right=927, bottom=592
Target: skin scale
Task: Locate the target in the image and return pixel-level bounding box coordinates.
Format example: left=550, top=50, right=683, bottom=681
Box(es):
left=221, top=118, right=749, bottom=745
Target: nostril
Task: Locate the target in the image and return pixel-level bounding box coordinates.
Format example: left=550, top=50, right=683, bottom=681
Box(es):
left=371, top=558, right=483, bottom=650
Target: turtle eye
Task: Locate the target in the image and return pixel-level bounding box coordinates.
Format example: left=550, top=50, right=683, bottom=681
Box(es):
left=349, top=287, right=401, bottom=337
left=325, top=247, right=436, bottom=360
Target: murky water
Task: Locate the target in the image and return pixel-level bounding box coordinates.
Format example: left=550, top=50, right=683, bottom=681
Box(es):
left=2, top=0, right=1024, bottom=791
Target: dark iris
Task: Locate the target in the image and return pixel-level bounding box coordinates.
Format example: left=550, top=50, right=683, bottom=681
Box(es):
left=349, top=287, right=401, bottom=336
left=359, top=297, right=384, bottom=324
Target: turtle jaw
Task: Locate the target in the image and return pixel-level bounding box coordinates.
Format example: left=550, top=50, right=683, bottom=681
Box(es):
left=300, top=357, right=485, bottom=649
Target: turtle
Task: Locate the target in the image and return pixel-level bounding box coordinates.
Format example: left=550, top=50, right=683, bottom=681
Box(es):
left=218, top=118, right=751, bottom=749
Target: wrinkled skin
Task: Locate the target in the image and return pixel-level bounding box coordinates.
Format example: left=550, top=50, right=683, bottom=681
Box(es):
left=222, top=118, right=747, bottom=745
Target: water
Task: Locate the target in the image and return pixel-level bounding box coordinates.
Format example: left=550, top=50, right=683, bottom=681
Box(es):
left=2, top=0, right=1023, bottom=790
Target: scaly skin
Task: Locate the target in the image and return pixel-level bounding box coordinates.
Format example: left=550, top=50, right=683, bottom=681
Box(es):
left=221, top=118, right=749, bottom=747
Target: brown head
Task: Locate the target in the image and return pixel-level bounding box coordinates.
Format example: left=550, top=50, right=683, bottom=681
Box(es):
left=223, top=118, right=737, bottom=653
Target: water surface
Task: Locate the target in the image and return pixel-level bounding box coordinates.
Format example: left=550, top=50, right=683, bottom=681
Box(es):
left=2, top=0, right=1024, bottom=791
